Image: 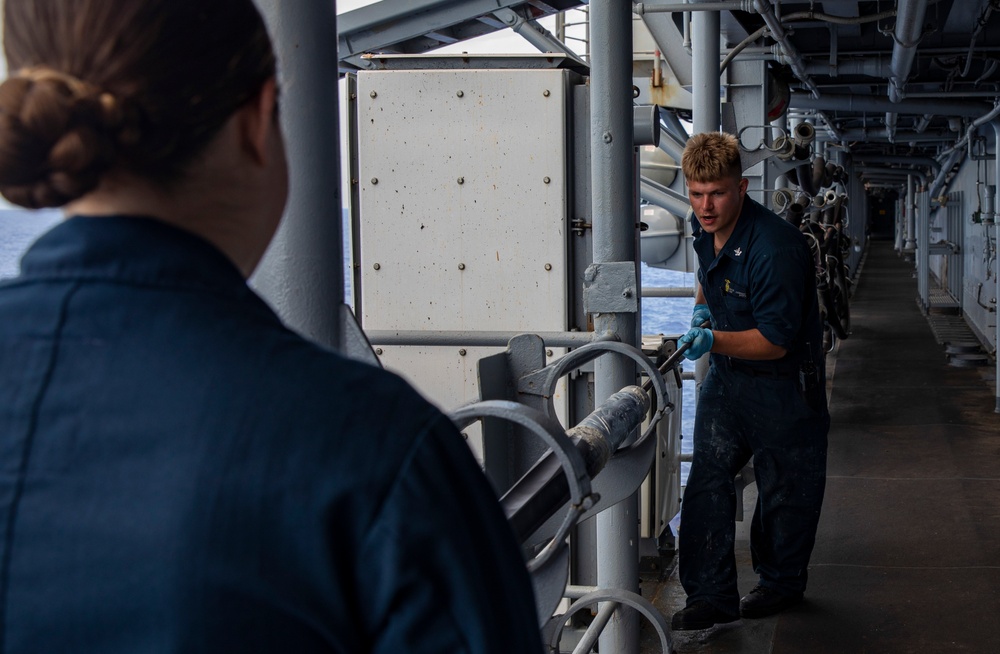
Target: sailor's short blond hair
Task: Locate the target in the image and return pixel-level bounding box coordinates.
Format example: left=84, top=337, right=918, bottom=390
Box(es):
left=681, top=132, right=742, bottom=183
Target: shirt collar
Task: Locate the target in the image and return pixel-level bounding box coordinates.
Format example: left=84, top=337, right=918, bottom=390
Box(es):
left=17, top=215, right=251, bottom=298
left=718, top=197, right=759, bottom=265
left=692, top=197, right=759, bottom=267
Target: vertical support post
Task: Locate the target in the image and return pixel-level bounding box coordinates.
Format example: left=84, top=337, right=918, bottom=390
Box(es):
left=691, top=6, right=721, bottom=135
left=589, top=1, right=638, bottom=652
left=250, top=0, right=344, bottom=350
left=895, top=197, right=904, bottom=252
left=992, top=121, right=1000, bottom=412
left=904, top=174, right=917, bottom=252
left=918, top=188, right=931, bottom=310
left=691, top=3, right=720, bottom=407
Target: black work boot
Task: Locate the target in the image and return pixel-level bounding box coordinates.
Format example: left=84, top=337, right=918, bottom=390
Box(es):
left=739, top=584, right=803, bottom=619
left=670, top=600, right=739, bottom=631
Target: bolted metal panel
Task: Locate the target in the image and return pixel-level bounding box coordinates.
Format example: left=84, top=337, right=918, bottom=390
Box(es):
left=356, top=67, right=572, bottom=455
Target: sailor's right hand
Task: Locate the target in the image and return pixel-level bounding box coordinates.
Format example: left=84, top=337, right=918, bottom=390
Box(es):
left=679, top=327, right=714, bottom=360
left=691, top=303, right=712, bottom=328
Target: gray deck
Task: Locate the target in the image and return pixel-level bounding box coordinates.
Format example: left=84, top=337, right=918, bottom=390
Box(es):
left=642, top=238, right=1000, bottom=653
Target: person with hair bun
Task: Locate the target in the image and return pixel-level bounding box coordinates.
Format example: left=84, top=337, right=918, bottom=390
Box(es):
left=0, top=1, right=542, bottom=652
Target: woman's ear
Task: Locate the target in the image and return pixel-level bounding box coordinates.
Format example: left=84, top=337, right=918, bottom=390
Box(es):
left=239, top=77, right=279, bottom=166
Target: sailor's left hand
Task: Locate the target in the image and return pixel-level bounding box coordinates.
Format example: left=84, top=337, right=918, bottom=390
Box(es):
left=679, top=327, right=714, bottom=360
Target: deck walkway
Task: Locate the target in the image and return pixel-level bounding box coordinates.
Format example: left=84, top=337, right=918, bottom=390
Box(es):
left=643, top=238, right=1000, bottom=653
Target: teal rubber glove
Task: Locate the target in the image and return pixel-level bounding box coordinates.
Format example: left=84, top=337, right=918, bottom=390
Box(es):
left=691, top=303, right=711, bottom=328
left=679, top=327, right=714, bottom=360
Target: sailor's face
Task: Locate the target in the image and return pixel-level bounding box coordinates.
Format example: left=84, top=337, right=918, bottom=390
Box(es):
left=687, top=175, right=748, bottom=246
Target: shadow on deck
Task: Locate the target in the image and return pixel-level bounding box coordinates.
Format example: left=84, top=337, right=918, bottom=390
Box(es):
left=640, top=238, right=999, bottom=654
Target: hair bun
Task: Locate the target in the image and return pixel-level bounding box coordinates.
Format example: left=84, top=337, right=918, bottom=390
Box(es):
left=0, top=67, right=123, bottom=208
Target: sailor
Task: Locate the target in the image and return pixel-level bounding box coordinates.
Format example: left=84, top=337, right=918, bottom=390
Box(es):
left=670, top=132, right=830, bottom=630
left=0, top=1, right=542, bottom=652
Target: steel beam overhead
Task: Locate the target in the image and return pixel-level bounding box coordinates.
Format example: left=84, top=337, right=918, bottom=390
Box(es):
left=339, top=0, right=584, bottom=69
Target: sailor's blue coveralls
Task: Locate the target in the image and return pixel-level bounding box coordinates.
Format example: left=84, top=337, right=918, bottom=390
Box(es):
left=0, top=216, right=542, bottom=653
left=679, top=197, right=829, bottom=615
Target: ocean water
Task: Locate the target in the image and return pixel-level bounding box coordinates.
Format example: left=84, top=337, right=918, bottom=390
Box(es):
left=0, top=209, right=696, bottom=477
left=0, top=209, right=62, bottom=279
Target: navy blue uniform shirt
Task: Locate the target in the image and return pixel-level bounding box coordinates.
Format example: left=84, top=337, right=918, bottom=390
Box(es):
left=693, top=196, right=824, bottom=375
left=0, top=216, right=542, bottom=653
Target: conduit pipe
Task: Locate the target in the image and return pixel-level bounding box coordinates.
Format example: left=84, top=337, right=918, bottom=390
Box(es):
left=751, top=0, right=820, bottom=97
left=857, top=166, right=927, bottom=189
left=889, top=0, right=929, bottom=103
left=633, top=1, right=750, bottom=13
left=947, top=101, right=1000, bottom=160
left=856, top=155, right=941, bottom=174
left=791, top=92, right=991, bottom=118
left=803, top=57, right=891, bottom=78
left=817, top=129, right=957, bottom=143
left=928, top=148, right=966, bottom=201
left=885, top=111, right=898, bottom=142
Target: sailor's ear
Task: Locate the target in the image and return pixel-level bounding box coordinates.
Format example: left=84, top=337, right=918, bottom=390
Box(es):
left=238, top=77, right=279, bottom=167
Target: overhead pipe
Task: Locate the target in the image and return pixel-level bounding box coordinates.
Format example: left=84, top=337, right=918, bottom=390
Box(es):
left=817, top=128, right=958, bottom=143
left=928, top=147, right=967, bottom=201
left=889, top=0, right=930, bottom=103
left=791, top=92, right=991, bottom=118
left=751, top=0, right=820, bottom=97
left=857, top=166, right=927, bottom=189
left=635, top=2, right=693, bottom=88
left=803, top=56, right=892, bottom=78
left=885, top=111, right=898, bottom=142
left=634, top=1, right=750, bottom=12
left=856, top=155, right=941, bottom=174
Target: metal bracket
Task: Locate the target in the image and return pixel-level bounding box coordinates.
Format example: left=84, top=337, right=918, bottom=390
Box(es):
left=448, top=401, right=594, bottom=573
left=583, top=262, right=638, bottom=314
left=516, top=339, right=672, bottom=527
left=518, top=340, right=670, bottom=437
